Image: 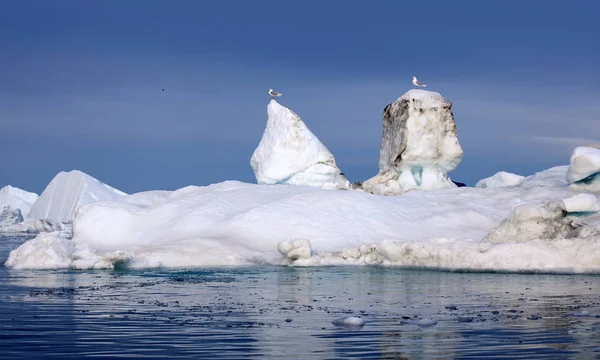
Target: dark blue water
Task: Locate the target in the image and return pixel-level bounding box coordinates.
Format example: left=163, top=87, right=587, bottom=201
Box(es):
left=1, top=235, right=599, bottom=359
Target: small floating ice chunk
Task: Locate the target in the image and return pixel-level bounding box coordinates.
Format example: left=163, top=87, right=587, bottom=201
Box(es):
left=405, top=318, right=438, bottom=327
left=332, top=316, right=366, bottom=328
left=277, top=238, right=312, bottom=262
left=572, top=310, right=590, bottom=317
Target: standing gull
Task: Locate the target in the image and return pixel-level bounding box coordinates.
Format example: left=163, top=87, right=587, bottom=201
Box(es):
left=412, top=77, right=427, bottom=87
left=269, top=88, right=283, bottom=99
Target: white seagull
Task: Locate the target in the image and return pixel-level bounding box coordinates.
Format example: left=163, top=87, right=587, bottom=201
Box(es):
left=412, top=77, right=427, bottom=87
left=269, top=88, right=283, bottom=99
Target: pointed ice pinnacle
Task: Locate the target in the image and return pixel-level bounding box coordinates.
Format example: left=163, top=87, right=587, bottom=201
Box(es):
left=251, top=100, right=350, bottom=190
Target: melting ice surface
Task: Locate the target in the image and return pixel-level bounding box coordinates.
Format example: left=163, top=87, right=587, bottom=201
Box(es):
left=1, top=235, right=600, bottom=359
left=4, top=164, right=600, bottom=273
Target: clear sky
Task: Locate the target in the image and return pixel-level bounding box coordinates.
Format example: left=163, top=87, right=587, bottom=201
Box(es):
left=1, top=0, right=599, bottom=194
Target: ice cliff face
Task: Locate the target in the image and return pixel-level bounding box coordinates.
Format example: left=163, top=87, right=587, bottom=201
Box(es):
left=362, top=90, right=463, bottom=195
left=250, top=100, right=350, bottom=190
left=0, top=185, right=39, bottom=217
left=28, top=170, right=127, bottom=223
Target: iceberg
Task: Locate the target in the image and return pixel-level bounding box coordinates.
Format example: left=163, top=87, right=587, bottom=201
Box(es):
left=475, top=171, right=525, bottom=188
left=5, top=163, right=600, bottom=273
left=362, top=90, right=463, bottom=195
left=0, top=185, right=38, bottom=217
left=4, top=95, right=600, bottom=274
left=250, top=100, right=350, bottom=190
left=0, top=205, right=23, bottom=227
left=27, top=170, right=127, bottom=223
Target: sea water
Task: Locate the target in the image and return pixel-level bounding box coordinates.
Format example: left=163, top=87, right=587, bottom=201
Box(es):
left=0, top=235, right=599, bottom=359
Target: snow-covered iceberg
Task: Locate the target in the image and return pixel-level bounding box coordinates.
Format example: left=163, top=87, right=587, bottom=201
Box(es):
left=250, top=100, right=350, bottom=190
left=0, top=186, right=41, bottom=232
left=5, top=165, right=600, bottom=273
left=362, top=90, right=463, bottom=195
left=567, top=146, right=600, bottom=191
left=27, top=170, right=126, bottom=223
left=0, top=185, right=38, bottom=217
left=475, top=171, right=525, bottom=188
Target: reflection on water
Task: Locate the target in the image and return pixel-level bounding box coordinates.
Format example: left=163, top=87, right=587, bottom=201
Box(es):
left=1, top=236, right=599, bottom=359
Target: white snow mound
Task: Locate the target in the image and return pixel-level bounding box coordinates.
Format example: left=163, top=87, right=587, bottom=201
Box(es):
left=476, top=171, right=525, bottom=188
left=28, top=170, right=126, bottom=223
left=250, top=100, right=350, bottom=190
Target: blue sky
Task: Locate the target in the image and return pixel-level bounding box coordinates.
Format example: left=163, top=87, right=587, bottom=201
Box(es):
left=1, top=0, right=599, bottom=194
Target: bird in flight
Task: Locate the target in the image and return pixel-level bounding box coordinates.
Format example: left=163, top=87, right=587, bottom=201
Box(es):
left=161, top=88, right=164, bottom=92
left=269, top=88, right=282, bottom=99
left=412, top=77, right=427, bottom=87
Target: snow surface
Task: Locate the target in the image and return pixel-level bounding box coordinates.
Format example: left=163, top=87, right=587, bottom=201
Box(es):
left=363, top=89, right=463, bottom=194
left=475, top=171, right=525, bottom=188
left=250, top=100, right=350, bottom=190
left=27, top=170, right=126, bottom=223
left=0, top=185, right=38, bottom=216
left=5, top=166, right=600, bottom=273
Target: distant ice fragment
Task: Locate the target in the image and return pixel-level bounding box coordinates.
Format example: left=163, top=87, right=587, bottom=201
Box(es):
left=0, top=205, right=23, bottom=226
